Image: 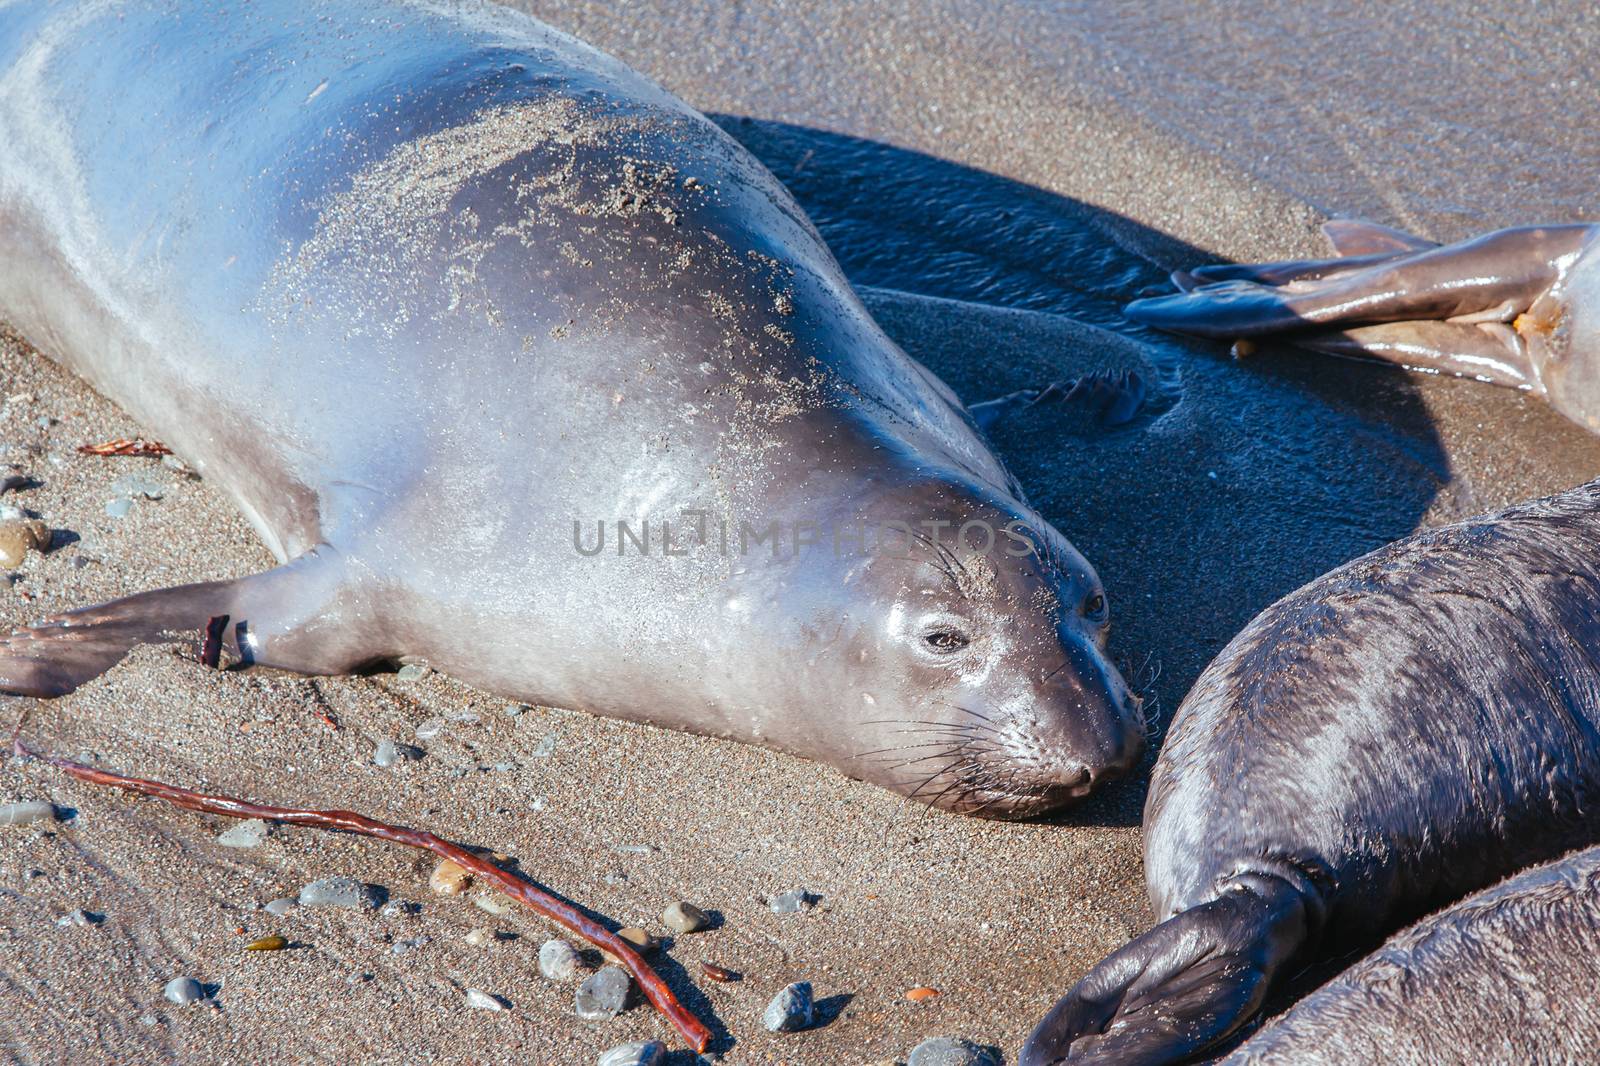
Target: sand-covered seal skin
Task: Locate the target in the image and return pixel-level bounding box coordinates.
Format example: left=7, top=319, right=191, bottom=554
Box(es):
left=1129, top=218, right=1600, bottom=431
left=1020, top=481, right=1600, bottom=1063
left=1223, top=844, right=1600, bottom=1066
left=0, top=1, right=1144, bottom=817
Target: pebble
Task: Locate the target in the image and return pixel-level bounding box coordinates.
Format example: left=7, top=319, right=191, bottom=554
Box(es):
left=661, top=901, right=709, bottom=934
left=428, top=859, right=472, bottom=896
left=906, top=986, right=941, bottom=1002
left=763, top=981, right=815, bottom=1033
left=769, top=888, right=813, bottom=914
left=907, top=1037, right=999, bottom=1066
left=415, top=717, right=447, bottom=741
left=396, top=663, right=429, bottom=681
left=573, top=965, right=631, bottom=1020
left=597, top=1041, right=666, bottom=1066
left=110, top=473, right=165, bottom=500
left=380, top=900, right=420, bottom=918
left=0, top=800, right=57, bottom=827
left=56, top=909, right=101, bottom=927
left=390, top=935, right=430, bottom=955
left=0, top=519, right=48, bottom=567
left=538, top=938, right=583, bottom=981
left=464, top=988, right=507, bottom=1011
left=0, top=503, right=21, bottom=522
left=262, top=897, right=296, bottom=917
left=244, top=935, right=287, bottom=952
left=104, top=497, right=134, bottom=519
left=216, top=819, right=268, bottom=848
left=464, top=927, right=499, bottom=947
left=503, top=703, right=525, bottom=718
left=529, top=733, right=558, bottom=757
left=601, top=927, right=656, bottom=964
left=163, top=976, right=204, bottom=1006
left=298, top=877, right=383, bottom=910
left=374, top=738, right=423, bottom=767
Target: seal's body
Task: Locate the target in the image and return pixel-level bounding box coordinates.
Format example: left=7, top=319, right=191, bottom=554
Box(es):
left=1022, top=482, right=1600, bottom=1063
left=1224, top=845, right=1600, bottom=1066
left=0, top=0, right=1142, bottom=816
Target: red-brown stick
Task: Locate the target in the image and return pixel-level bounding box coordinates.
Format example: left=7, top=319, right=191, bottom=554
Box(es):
left=11, top=735, right=712, bottom=1052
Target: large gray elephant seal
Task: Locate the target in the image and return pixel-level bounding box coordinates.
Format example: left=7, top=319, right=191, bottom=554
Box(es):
left=1020, top=480, right=1600, bottom=1063
left=0, top=0, right=1144, bottom=817
left=1126, top=217, right=1600, bottom=431
left=1224, top=843, right=1600, bottom=1065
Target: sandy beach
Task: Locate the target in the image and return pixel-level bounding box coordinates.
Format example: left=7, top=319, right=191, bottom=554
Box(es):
left=4, top=2, right=1600, bottom=1063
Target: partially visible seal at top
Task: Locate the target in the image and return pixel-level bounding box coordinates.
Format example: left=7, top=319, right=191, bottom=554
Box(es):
left=0, top=0, right=1144, bottom=817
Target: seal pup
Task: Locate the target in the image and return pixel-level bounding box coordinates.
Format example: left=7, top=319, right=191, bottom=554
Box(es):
left=1020, top=480, right=1600, bottom=1063
left=1223, top=843, right=1600, bottom=1065
left=1125, top=218, right=1600, bottom=431
left=0, top=0, right=1143, bottom=817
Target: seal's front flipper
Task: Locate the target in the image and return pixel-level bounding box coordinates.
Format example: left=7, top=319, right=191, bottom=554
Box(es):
left=971, top=370, right=1145, bottom=433
left=1127, top=225, right=1593, bottom=341
left=1321, top=218, right=1439, bottom=257
left=0, top=548, right=369, bottom=697
left=1301, top=320, right=1535, bottom=389
left=1019, top=878, right=1308, bottom=1066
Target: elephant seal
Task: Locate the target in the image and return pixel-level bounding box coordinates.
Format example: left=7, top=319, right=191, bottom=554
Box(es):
left=1224, top=843, right=1600, bottom=1065
left=0, top=0, right=1144, bottom=817
left=1020, top=480, right=1600, bottom=1063
left=1126, top=217, right=1600, bottom=432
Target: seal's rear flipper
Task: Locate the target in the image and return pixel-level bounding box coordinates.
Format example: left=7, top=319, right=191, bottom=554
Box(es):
left=1019, top=877, right=1308, bottom=1066
left=0, top=548, right=367, bottom=697
left=1126, top=226, right=1592, bottom=370
left=1321, top=219, right=1439, bottom=257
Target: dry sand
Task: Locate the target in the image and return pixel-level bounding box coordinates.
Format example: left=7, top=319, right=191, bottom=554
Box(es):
left=4, top=2, right=1600, bottom=1064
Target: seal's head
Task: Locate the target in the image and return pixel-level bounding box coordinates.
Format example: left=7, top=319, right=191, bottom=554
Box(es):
left=773, top=477, right=1144, bottom=819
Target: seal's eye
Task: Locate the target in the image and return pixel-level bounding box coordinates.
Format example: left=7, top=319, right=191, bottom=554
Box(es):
left=1084, top=592, right=1108, bottom=621
left=924, top=629, right=970, bottom=653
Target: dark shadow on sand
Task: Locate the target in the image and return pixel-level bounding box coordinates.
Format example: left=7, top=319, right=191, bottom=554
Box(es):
left=717, top=116, right=1453, bottom=827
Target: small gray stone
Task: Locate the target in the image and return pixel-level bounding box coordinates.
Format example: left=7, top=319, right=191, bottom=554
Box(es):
left=373, top=738, right=423, bottom=768
left=415, top=717, right=446, bottom=741
left=163, top=976, right=204, bottom=1006
left=769, top=888, right=813, bottom=914
left=216, top=819, right=268, bottom=848
left=396, top=663, right=429, bottom=681
left=503, top=703, right=525, bottom=718
left=464, top=988, right=507, bottom=1011
left=661, top=901, right=709, bottom=934
left=110, top=473, right=165, bottom=500
left=0, top=800, right=57, bottom=827
left=56, top=909, right=102, bottom=927
left=104, top=497, right=133, bottom=519
left=0, top=503, right=22, bottom=522
left=763, top=981, right=815, bottom=1032
left=298, top=876, right=383, bottom=910
left=597, top=1041, right=666, bottom=1066
left=907, top=1037, right=1000, bottom=1066
left=263, top=897, right=296, bottom=917
left=574, top=965, right=630, bottom=1020
left=538, top=937, right=583, bottom=981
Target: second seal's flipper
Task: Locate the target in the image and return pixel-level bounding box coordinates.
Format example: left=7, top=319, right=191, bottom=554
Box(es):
left=971, top=370, right=1146, bottom=432
left=0, top=547, right=370, bottom=697
left=1300, top=320, right=1535, bottom=389
left=1321, top=218, right=1439, bottom=257
left=1127, top=225, right=1593, bottom=340
left=1018, top=877, right=1308, bottom=1066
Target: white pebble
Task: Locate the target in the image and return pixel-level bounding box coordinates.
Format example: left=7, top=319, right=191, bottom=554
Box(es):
left=464, top=988, right=507, bottom=1011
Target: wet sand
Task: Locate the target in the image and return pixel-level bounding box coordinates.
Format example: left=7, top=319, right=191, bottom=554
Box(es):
left=4, top=2, right=1600, bottom=1063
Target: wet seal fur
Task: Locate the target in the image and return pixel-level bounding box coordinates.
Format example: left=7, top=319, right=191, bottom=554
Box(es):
left=1222, top=843, right=1600, bottom=1065
left=1021, top=480, right=1600, bottom=1063
left=0, top=0, right=1144, bottom=817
